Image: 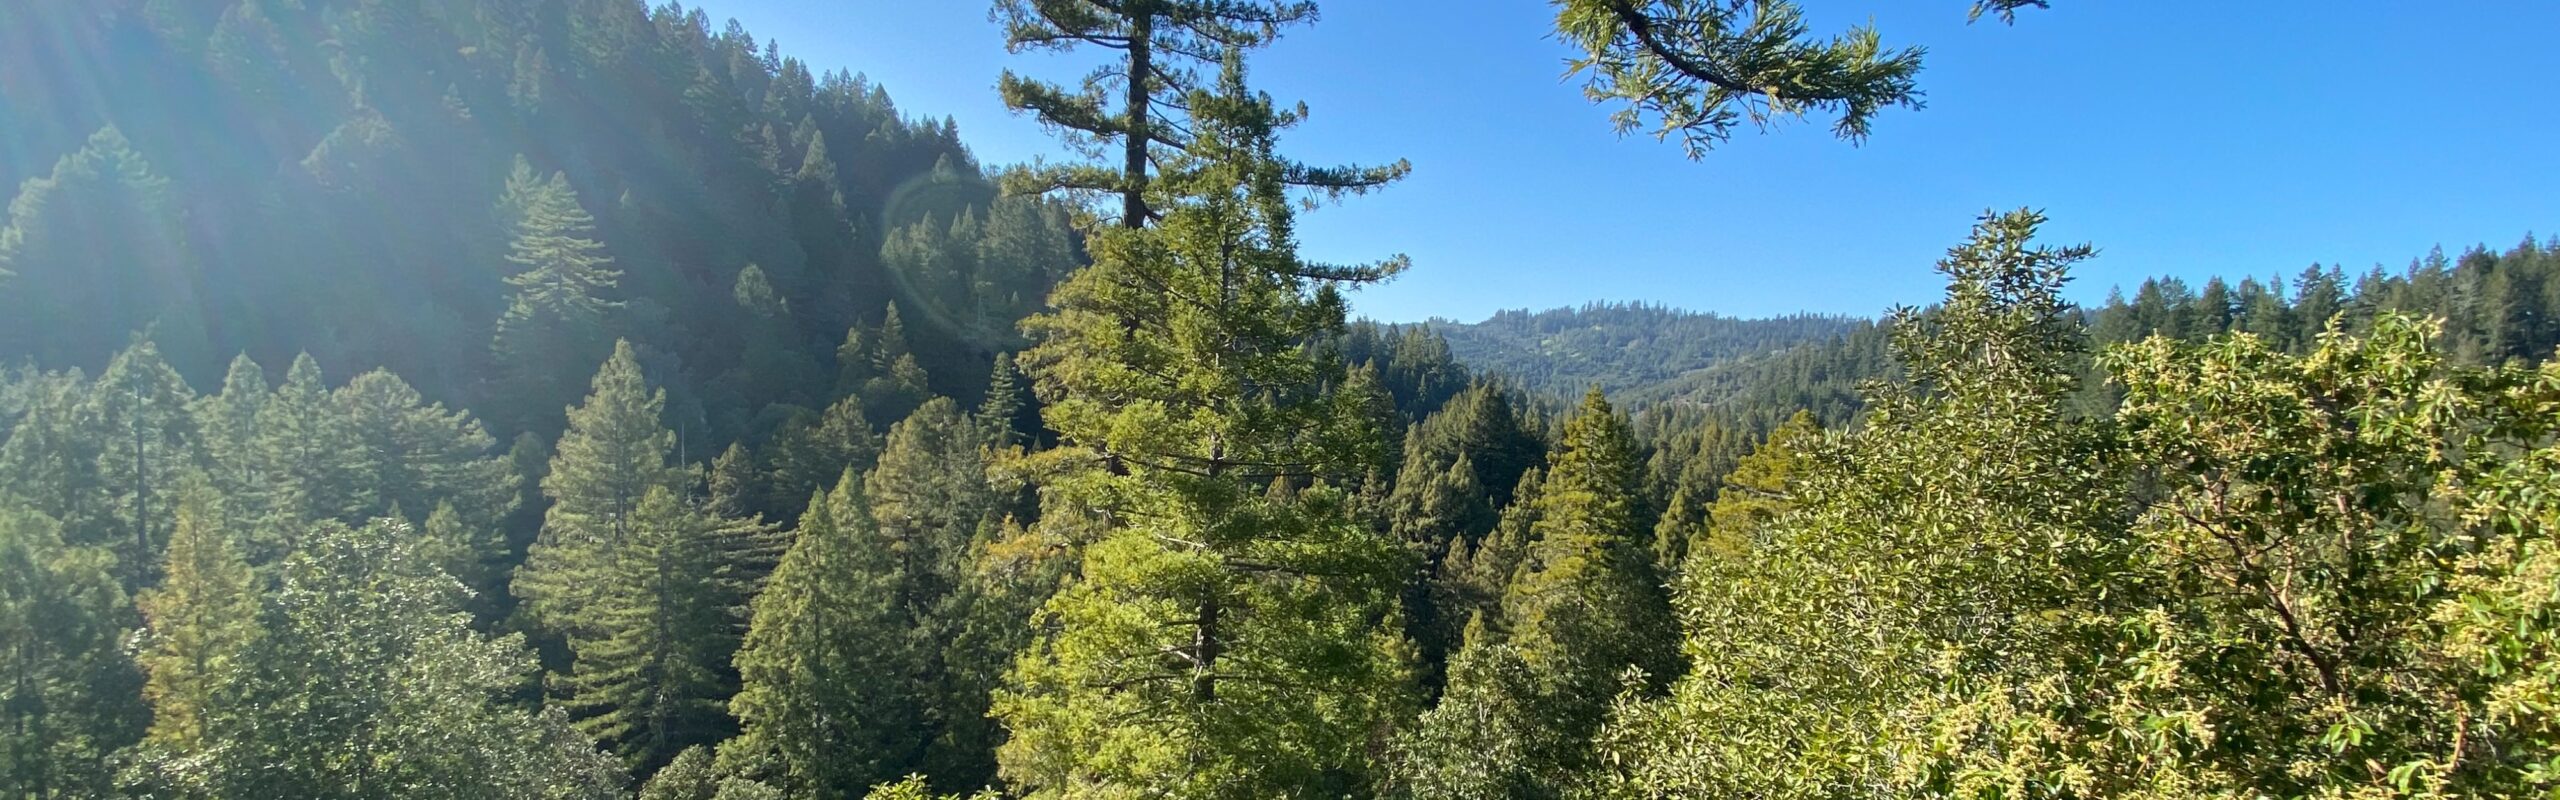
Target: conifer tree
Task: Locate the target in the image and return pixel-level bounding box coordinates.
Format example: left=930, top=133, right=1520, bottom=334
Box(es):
left=335, top=369, right=517, bottom=544
left=89, top=337, right=198, bottom=585
left=1551, top=1, right=2049, bottom=157
left=1404, top=390, right=1673, bottom=797
left=0, top=126, right=196, bottom=371
left=135, top=482, right=259, bottom=753
left=995, top=0, right=1405, bottom=228
left=514, top=341, right=689, bottom=638
left=0, top=504, right=144, bottom=799
left=419, top=501, right=506, bottom=620
left=993, top=57, right=1415, bottom=797
left=253, top=354, right=368, bottom=554
left=194, top=355, right=271, bottom=525
left=707, top=442, right=760, bottom=521
left=729, top=264, right=821, bottom=410
left=0, top=375, right=108, bottom=546
left=494, top=169, right=622, bottom=434
left=1689, top=409, right=1817, bottom=563
left=1433, top=467, right=1543, bottom=651
left=496, top=154, right=544, bottom=235
left=639, top=746, right=716, bottom=800
left=869, top=399, right=990, bottom=623
left=724, top=474, right=916, bottom=799
left=761, top=394, right=880, bottom=523
left=1389, top=449, right=1493, bottom=685
left=976, top=353, right=1029, bottom=449
left=868, top=398, right=1008, bottom=787
left=1386, top=617, right=1553, bottom=800
left=860, top=303, right=931, bottom=423
left=563, top=486, right=751, bottom=773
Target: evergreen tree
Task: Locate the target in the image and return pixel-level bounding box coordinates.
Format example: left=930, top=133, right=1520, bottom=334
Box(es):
left=858, top=303, right=932, bottom=424
left=563, top=486, right=751, bottom=773
left=134, top=482, right=259, bottom=753
left=1434, top=467, right=1544, bottom=646
left=761, top=394, right=880, bottom=523
left=1389, top=449, right=1493, bottom=687
left=1683, top=409, right=1818, bottom=565
left=0, top=504, right=144, bottom=799
left=0, top=126, right=199, bottom=372
left=868, top=398, right=1006, bottom=787
left=706, top=442, right=761, bottom=521
left=513, top=341, right=689, bottom=639
left=88, top=337, right=198, bottom=585
left=254, top=354, right=369, bottom=549
left=1588, top=210, right=2115, bottom=798
left=728, top=263, right=822, bottom=411
left=193, top=355, right=271, bottom=527
left=0, top=374, right=108, bottom=547
left=976, top=352, right=1029, bottom=449
left=1402, top=390, right=1673, bottom=797
left=335, top=369, right=517, bottom=577
left=1551, top=1, right=2047, bottom=156
left=1386, top=617, right=1553, bottom=800
left=993, top=59, right=1414, bottom=797
left=494, top=170, right=622, bottom=435
left=638, top=746, right=722, bottom=800
left=994, top=0, right=1405, bottom=229
left=723, top=474, right=916, bottom=799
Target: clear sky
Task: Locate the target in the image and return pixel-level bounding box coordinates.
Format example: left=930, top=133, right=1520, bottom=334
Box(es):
left=693, top=1, right=2560, bottom=323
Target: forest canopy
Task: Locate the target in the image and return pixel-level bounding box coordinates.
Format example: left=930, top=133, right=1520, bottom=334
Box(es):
left=3, top=1, right=2556, bottom=799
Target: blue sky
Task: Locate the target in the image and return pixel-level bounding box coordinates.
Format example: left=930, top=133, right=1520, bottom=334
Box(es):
left=697, top=1, right=2560, bottom=323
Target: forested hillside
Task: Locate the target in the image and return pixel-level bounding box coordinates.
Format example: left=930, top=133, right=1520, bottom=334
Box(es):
left=8, top=1, right=2560, bottom=799
left=0, top=0, right=1078, bottom=448
left=1594, top=237, right=2560, bottom=434
left=1421, top=303, right=1860, bottom=399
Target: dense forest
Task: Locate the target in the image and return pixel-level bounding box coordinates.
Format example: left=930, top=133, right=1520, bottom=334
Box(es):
left=7, top=1, right=2560, bottom=799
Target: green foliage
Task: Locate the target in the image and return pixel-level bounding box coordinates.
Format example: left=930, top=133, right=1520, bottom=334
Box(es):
left=0, top=126, right=200, bottom=373
left=134, top=482, right=258, bottom=753
left=3, top=0, right=1075, bottom=458
left=997, top=0, right=1324, bottom=226
left=1428, top=304, right=1860, bottom=400
left=562, top=486, right=755, bottom=773
left=494, top=169, right=622, bottom=434
left=514, top=340, right=690, bottom=636
left=725, top=474, right=915, bottom=799
left=1387, top=624, right=1556, bottom=800
left=89, top=337, right=199, bottom=586
left=639, top=746, right=724, bottom=800
left=2077, top=315, right=2560, bottom=796
left=994, top=52, right=1415, bottom=797
left=194, top=355, right=271, bottom=528
left=759, top=393, right=882, bottom=524
left=977, top=352, right=1032, bottom=450
left=1504, top=391, right=1676, bottom=693
left=256, top=354, right=371, bottom=541
left=174, top=518, right=626, bottom=799
left=870, top=399, right=1008, bottom=787
left=864, top=773, right=1002, bottom=800
left=1552, top=1, right=2049, bottom=156
left=1676, top=408, right=1818, bottom=566
left=336, top=369, right=518, bottom=590
left=1589, top=209, right=2114, bottom=798
left=1398, top=391, right=1673, bottom=797
left=0, top=504, right=144, bottom=798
